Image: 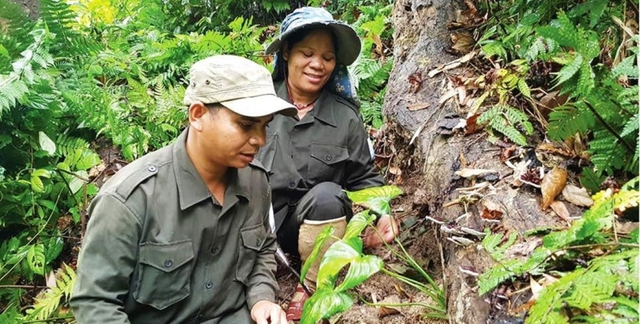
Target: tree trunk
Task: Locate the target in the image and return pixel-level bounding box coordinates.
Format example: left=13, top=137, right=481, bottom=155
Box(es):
left=382, top=1, right=566, bottom=322
left=8, top=0, right=40, bottom=19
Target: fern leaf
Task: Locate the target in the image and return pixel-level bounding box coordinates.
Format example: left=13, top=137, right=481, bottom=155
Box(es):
left=537, top=12, right=580, bottom=50
left=576, top=60, right=595, bottom=97
left=528, top=269, right=585, bottom=323
left=620, top=113, right=639, bottom=138
left=554, top=54, right=583, bottom=86
left=547, top=103, right=594, bottom=140
left=612, top=55, right=639, bottom=78
left=23, top=263, right=76, bottom=321
left=589, top=130, right=629, bottom=173
left=478, top=259, right=521, bottom=295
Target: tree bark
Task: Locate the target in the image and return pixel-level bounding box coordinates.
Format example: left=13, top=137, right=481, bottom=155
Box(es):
left=7, top=0, right=40, bottom=19
left=383, top=0, right=565, bottom=323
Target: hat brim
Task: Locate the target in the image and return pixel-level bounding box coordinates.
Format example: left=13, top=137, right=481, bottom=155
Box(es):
left=220, top=94, right=297, bottom=117
left=266, top=22, right=361, bottom=66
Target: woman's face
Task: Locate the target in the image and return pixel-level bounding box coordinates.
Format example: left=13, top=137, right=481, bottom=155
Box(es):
left=284, top=29, right=336, bottom=98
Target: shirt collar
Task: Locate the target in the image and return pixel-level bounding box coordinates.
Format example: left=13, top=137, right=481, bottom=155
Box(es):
left=275, top=81, right=337, bottom=127
left=173, top=128, right=250, bottom=211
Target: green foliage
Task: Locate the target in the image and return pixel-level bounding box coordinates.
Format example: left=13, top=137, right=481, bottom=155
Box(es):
left=22, top=263, right=76, bottom=322
left=1, top=0, right=395, bottom=320
left=481, top=230, right=517, bottom=261
left=301, top=211, right=383, bottom=324
left=345, top=185, right=403, bottom=216
left=476, top=0, right=638, bottom=179
left=538, top=11, right=599, bottom=97
left=478, top=178, right=640, bottom=322
left=478, top=105, right=534, bottom=146
left=302, top=185, right=446, bottom=322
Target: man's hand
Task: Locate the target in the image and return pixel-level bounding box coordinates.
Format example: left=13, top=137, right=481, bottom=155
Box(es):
left=363, top=215, right=399, bottom=248
left=251, top=300, right=287, bottom=324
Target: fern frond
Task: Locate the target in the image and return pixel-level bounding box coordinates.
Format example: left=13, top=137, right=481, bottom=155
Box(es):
left=478, top=259, right=521, bottom=295
left=479, top=105, right=532, bottom=145
left=22, top=263, right=76, bottom=321
left=612, top=55, right=639, bottom=78
left=554, top=53, right=582, bottom=86
left=576, top=60, right=595, bottom=96
left=537, top=11, right=580, bottom=50
left=589, top=130, right=629, bottom=173
left=40, top=0, right=99, bottom=56
left=547, top=103, right=594, bottom=140
left=528, top=269, right=585, bottom=323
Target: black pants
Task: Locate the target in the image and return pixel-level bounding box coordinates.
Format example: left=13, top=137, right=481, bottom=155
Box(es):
left=275, top=182, right=352, bottom=255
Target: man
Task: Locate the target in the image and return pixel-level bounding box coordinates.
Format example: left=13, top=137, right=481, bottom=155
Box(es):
left=70, top=55, right=297, bottom=324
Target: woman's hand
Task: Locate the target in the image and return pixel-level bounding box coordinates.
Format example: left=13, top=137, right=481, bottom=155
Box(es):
left=251, top=300, right=288, bottom=324
left=363, top=215, right=399, bottom=248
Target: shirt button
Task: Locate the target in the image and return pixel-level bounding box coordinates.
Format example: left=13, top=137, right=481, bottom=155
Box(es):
left=256, top=238, right=262, bottom=246
left=148, top=165, right=157, bottom=172
left=326, top=154, right=332, bottom=161
left=205, top=281, right=213, bottom=289
left=163, top=259, right=173, bottom=268
left=288, top=181, right=296, bottom=188
left=211, top=246, right=220, bottom=255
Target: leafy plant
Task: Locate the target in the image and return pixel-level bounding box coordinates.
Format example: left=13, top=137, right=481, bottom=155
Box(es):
left=478, top=177, right=640, bottom=322
left=301, top=185, right=446, bottom=323
left=22, top=263, right=76, bottom=322
left=477, top=104, right=534, bottom=146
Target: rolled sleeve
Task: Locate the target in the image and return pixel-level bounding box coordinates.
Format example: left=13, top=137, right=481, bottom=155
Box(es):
left=70, top=194, right=141, bottom=324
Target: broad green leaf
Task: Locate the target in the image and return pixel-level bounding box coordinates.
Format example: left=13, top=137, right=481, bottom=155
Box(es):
left=300, top=290, right=353, bottom=324
left=30, top=175, right=44, bottom=193
left=300, top=226, right=334, bottom=285
left=343, top=211, right=375, bottom=241
left=336, top=255, right=383, bottom=292
left=346, top=185, right=402, bottom=215
left=38, top=131, right=56, bottom=155
left=68, top=171, right=89, bottom=193
left=317, top=240, right=360, bottom=288
left=44, top=237, right=64, bottom=263
left=27, top=244, right=45, bottom=276
left=0, top=45, right=8, bottom=58
left=37, top=199, right=56, bottom=211
left=31, top=169, right=50, bottom=178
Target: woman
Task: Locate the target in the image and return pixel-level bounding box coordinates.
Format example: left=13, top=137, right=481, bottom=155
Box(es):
left=258, top=7, right=399, bottom=320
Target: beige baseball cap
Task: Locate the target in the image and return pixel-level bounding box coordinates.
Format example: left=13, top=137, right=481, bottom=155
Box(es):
left=183, top=55, right=297, bottom=117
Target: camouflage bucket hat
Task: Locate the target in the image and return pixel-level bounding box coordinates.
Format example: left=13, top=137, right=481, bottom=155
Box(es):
left=265, top=7, right=362, bottom=65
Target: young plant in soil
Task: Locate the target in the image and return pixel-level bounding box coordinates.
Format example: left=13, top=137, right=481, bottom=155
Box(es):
left=300, top=185, right=447, bottom=323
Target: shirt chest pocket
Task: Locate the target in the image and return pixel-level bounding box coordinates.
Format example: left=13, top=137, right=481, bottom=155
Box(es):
left=133, top=241, right=194, bottom=310
left=235, top=224, right=266, bottom=285
left=308, top=143, right=349, bottom=185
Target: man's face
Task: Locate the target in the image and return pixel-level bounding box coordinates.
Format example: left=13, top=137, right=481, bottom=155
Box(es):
left=196, top=106, right=273, bottom=169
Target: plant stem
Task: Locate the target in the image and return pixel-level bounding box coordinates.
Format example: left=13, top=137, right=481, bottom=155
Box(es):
left=583, top=101, right=633, bottom=152
left=0, top=285, right=47, bottom=289
left=22, top=315, right=75, bottom=323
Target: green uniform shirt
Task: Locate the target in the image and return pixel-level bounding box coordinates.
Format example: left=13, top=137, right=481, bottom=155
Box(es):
left=257, top=81, right=384, bottom=229
left=70, top=128, right=278, bottom=323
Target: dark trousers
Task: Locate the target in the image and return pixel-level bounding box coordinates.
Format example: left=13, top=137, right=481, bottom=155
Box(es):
left=276, top=182, right=353, bottom=255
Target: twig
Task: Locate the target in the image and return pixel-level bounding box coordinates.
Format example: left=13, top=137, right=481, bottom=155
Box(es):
left=583, top=101, right=633, bottom=152
left=0, top=285, right=47, bottom=289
